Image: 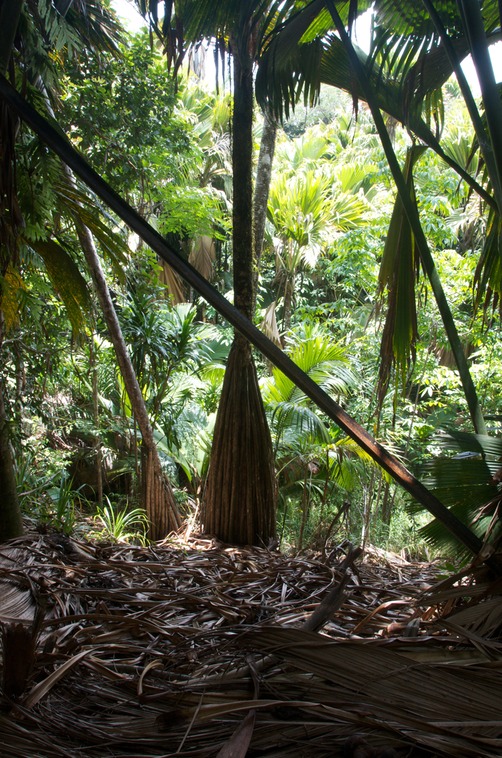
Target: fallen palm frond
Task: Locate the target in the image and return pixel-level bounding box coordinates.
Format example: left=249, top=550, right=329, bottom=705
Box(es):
left=0, top=531, right=501, bottom=756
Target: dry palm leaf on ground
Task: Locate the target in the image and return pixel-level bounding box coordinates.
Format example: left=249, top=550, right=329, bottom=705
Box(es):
left=0, top=530, right=501, bottom=756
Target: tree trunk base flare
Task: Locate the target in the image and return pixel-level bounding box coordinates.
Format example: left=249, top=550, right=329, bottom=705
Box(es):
left=142, top=446, right=181, bottom=541
left=202, top=336, right=277, bottom=546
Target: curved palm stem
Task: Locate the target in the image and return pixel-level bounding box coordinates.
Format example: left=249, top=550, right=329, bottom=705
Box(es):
left=324, top=0, right=487, bottom=436
left=421, top=0, right=502, bottom=214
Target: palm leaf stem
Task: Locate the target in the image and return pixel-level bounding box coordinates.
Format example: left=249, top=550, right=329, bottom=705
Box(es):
left=0, top=0, right=23, bottom=75
left=421, top=0, right=502, bottom=215
left=457, top=0, right=502, bottom=213
left=0, top=73, right=491, bottom=563
left=324, top=0, right=487, bottom=437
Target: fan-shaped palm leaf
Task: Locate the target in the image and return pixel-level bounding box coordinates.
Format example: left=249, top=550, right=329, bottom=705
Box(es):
left=263, top=324, right=357, bottom=451
left=410, top=430, right=502, bottom=557
left=29, top=237, right=91, bottom=334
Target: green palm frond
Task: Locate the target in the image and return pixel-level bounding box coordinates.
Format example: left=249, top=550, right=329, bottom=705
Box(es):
left=274, top=131, right=329, bottom=173
left=264, top=325, right=357, bottom=408
left=257, top=3, right=493, bottom=204
left=55, top=179, right=128, bottom=280
left=376, top=146, right=425, bottom=407
left=262, top=325, right=357, bottom=452
left=268, top=171, right=332, bottom=269
left=330, top=188, right=369, bottom=230
left=475, top=208, right=502, bottom=309
left=334, top=162, right=377, bottom=194
left=409, top=430, right=502, bottom=557
left=30, top=237, right=91, bottom=333
left=62, top=0, right=123, bottom=56
left=272, top=401, right=331, bottom=445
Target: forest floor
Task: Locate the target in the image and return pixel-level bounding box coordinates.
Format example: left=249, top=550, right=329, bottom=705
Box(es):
left=0, top=528, right=501, bottom=757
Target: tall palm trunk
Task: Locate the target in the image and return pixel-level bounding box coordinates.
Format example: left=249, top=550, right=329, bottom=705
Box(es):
left=0, top=342, right=23, bottom=542
left=0, top=1, right=25, bottom=541
left=253, top=109, right=277, bottom=309
left=202, top=23, right=277, bottom=545
left=70, top=202, right=181, bottom=539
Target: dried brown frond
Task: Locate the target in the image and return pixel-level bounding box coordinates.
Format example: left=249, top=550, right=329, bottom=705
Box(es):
left=0, top=531, right=501, bottom=756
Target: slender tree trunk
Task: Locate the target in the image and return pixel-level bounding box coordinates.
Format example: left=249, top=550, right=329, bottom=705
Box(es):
left=232, top=37, right=255, bottom=319
left=253, top=109, right=277, bottom=309
left=0, top=372, right=23, bottom=542
left=0, top=7, right=24, bottom=542
left=202, top=23, right=277, bottom=545
left=71, top=212, right=181, bottom=539
left=39, top=63, right=179, bottom=539
left=90, top=335, right=103, bottom=507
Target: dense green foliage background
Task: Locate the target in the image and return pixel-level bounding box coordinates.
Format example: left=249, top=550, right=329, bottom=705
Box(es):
left=1, top=1, right=501, bottom=558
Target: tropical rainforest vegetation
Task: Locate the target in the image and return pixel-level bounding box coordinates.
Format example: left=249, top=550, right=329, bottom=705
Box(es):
left=0, top=0, right=501, bottom=564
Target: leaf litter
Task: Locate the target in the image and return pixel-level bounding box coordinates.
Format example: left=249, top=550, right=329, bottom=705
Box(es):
left=1, top=530, right=502, bottom=757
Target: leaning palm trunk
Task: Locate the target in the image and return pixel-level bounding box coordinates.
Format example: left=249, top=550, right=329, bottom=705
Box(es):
left=72, top=212, right=181, bottom=539
left=202, top=21, right=277, bottom=545
left=59, top=162, right=179, bottom=538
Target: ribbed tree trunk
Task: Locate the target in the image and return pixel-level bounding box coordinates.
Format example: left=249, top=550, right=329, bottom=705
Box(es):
left=72, top=212, right=181, bottom=540
left=202, top=20, right=277, bottom=545
left=0, top=3, right=25, bottom=542
left=253, top=109, right=277, bottom=309
left=202, top=335, right=276, bottom=543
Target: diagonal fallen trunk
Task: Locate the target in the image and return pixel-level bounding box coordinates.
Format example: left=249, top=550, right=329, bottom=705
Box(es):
left=0, top=74, right=491, bottom=563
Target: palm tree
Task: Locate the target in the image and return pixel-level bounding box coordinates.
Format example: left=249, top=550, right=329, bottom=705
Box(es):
left=261, top=323, right=374, bottom=549
left=269, top=170, right=333, bottom=332
left=138, top=0, right=304, bottom=544
left=268, top=162, right=369, bottom=331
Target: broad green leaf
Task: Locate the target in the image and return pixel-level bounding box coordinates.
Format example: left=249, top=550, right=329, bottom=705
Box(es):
left=31, top=238, right=91, bottom=334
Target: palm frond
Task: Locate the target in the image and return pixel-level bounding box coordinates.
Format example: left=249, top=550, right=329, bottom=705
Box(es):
left=257, top=3, right=494, bottom=208
left=55, top=179, right=128, bottom=281
left=376, top=146, right=424, bottom=408
left=474, top=206, right=502, bottom=311
left=272, top=400, right=331, bottom=445
left=30, top=237, right=91, bottom=333
left=409, top=430, right=502, bottom=556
